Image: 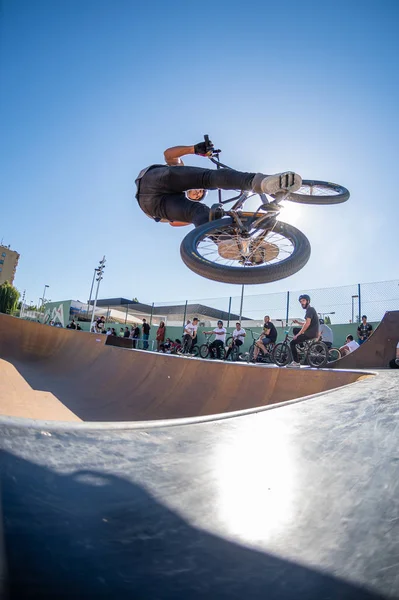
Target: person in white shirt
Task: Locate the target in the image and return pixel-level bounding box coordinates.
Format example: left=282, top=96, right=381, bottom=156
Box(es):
left=203, top=320, right=226, bottom=359
left=339, top=334, right=359, bottom=356
left=225, top=322, right=246, bottom=360
left=182, top=317, right=199, bottom=353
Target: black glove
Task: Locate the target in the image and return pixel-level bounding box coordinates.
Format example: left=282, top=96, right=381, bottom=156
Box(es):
left=194, top=139, right=214, bottom=155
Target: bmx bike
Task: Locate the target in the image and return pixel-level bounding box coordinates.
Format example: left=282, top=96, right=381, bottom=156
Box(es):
left=272, top=328, right=329, bottom=368
left=180, top=135, right=350, bottom=285
left=246, top=329, right=275, bottom=364
left=199, top=333, right=226, bottom=360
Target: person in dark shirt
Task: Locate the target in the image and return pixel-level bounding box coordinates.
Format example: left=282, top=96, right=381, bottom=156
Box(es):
left=142, top=319, right=151, bottom=350
left=287, top=294, right=319, bottom=368
left=252, top=315, right=278, bottom=362
left=357, top=315, right=373, bottom=345
left=123, top=327, right=130, bottom=338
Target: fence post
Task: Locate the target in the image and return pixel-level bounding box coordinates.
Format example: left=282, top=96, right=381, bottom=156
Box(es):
left=286, top=291, right=290, bottom=327
left=239, top=285, right=245, bottom=321
left=358, top=283, right=361, bottom=322
left=182, top=300, right=188, bottom=329
left=125, top=303, right=129, bottom=324
left=227, top=297, right=232, bottom=328
left=149, top=302, right=154, bottom=326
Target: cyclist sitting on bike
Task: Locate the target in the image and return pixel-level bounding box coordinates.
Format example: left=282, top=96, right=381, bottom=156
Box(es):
left=287, top=295, right=319, bottom=368
left=225, top=322, right=246, bottom=360
left=318, top=319, right=333, bottom=349
left=135, top=138, right=302, bottom=227
left=253, top=316, right=277, bottom=362
left=203, top=320, right=226, bottom=359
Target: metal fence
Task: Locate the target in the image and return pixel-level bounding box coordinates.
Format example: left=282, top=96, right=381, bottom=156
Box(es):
left=153, top=279, right=399, bottom=327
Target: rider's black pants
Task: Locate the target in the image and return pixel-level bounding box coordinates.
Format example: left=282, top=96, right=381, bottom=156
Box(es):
left=138, top=166, right=256, bottom=227
left=290, top=334, right=310, bottom=363
left=209, top=339, right=224, bottom=359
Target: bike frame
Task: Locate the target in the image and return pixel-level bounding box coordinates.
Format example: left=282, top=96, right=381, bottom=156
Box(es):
left=204, top=134, right=291, bottom=232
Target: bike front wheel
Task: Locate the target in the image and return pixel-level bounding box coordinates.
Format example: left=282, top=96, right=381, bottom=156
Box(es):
left=307, top=341, right=328, bottom=368
left=180, top=217, right=310, bottom=285
left=199, top=344, right=210, bottom=358
left=272, top=342, right=291, bottom=366
left=327, top=347, right=341, bottom=362
left=288, top=180, right=349, bottom=205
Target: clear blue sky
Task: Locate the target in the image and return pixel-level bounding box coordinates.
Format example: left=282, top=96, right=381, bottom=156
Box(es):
left=1, top=0, right=398, bottom=308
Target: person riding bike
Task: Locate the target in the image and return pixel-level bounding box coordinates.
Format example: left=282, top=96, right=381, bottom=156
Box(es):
left=287, top=294, right=319, bottom=368
left=252, top=316, right=277, bottom=362
left=135, top=138, right=302, bottom=227
left=225, top=322, right=246, bottom=360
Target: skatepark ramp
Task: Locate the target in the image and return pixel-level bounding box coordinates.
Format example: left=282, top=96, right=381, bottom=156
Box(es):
left=330, top=310, right=399, bottom=369
left=0, top=314, right=368, bottom=423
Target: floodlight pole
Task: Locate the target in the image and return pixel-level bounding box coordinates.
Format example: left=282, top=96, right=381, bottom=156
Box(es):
left=90, top=256, right=106, bottom=331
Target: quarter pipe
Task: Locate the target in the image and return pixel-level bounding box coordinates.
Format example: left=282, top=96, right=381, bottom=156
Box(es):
left=0, top=314, right=367, bottom=423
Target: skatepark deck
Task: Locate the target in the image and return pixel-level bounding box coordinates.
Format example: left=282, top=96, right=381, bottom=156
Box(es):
left=0, top=314, right=367, bottom=422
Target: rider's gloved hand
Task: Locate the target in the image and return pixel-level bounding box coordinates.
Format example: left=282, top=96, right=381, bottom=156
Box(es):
left=194, top=139, right=214, bottom=156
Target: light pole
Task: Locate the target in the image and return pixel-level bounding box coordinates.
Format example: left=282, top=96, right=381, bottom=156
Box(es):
left=41, top=284, right=49, bottom=311
left=20, top=289, right=26, bottom=318
left=90, top=256, right=106, bottom=331
left=87, top=268, right=100, bottom=318
left=351, top=295, right=359, bottom=323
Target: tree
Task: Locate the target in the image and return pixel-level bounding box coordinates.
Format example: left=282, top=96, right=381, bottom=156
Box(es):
left=0, top=281, right=20, bottom=315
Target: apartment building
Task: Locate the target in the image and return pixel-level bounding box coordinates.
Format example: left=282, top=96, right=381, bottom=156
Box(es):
left=0, top=245, right=20, bottom=285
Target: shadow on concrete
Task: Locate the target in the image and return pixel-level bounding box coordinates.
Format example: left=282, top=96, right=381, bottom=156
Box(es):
left=0, top=450, right=387, bottom=599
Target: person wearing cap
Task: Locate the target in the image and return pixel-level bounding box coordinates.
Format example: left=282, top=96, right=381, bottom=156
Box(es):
left=318, top=318, right=333, bottom=349
left=287, top=294, right=319, bottom=368
left=203, top=320, right=227, bottom=359
left=357, top=315, right=373, bottom=345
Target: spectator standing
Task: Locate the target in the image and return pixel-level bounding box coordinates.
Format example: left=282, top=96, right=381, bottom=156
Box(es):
left=340, top=335, right=360, bottom=356
left=156, top=321, right=166, bottom=351
left=225, top=322, right=246, bottom=360
left=131, top=324, right=140, bottom=349
left=357, top=315, right=373, bottom=345
left=318, top=319, right=333, bottom=349
left=203, top=320, right=226, bottom=359
left=287, top=295, right=319, bottom=368
left=142, top=318, right=151, bottom=350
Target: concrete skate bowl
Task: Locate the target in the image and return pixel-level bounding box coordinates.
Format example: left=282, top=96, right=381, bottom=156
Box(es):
left=0, top=314, right=371, bottom=426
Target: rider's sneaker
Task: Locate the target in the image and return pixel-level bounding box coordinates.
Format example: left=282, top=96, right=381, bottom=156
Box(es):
left=286, top=361, right=301, bottom=368
left=252, top=172, right=302, bottom=196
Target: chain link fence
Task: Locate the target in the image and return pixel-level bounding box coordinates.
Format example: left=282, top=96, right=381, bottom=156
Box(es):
left=153, top=279, right=399, bottom=327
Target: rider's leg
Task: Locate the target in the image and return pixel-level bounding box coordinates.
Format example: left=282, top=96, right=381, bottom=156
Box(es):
left=289, top=334, right=307, bottom=363
left=143, top=166, right=301, bottom=196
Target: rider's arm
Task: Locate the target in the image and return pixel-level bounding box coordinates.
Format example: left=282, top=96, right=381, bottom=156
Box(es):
left=298, top=318, right=312, bottom=335
left=164, top=145, right=195, bottom=166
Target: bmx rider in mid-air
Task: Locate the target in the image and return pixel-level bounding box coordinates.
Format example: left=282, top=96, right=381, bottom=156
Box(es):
left=135, top=138, right=302, bottom=227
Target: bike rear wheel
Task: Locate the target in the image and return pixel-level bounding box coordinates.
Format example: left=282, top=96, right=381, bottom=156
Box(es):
left=180, top=217, right=310, bottom=285
left=272, top=342, right=291, bottom=366
left=307, top=341, right=328, bottom=368
left=288, top=180, right=349, bottom=205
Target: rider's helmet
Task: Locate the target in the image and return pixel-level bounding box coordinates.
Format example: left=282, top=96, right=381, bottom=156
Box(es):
left=319, top=318, right=324, bottom=325
left=298, top=294, right=311, bottom=303
left=185, top=189, right=208, bottom=201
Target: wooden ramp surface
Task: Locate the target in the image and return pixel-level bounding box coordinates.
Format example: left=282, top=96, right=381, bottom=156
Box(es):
left=0, top=314, right=368, bottom=423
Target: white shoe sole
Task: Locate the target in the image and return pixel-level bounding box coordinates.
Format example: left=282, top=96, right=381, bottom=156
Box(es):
left=261, top=172, right=302, bottom=195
